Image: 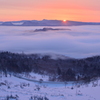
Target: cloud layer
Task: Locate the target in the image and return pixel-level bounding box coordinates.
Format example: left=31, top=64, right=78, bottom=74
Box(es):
left=0, top=25, right=100, bottom=58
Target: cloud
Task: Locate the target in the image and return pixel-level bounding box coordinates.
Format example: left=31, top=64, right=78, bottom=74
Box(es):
left=0, top=25, right=100, bottom=58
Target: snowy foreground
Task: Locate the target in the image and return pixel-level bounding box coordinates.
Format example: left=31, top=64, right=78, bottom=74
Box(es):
left=0, top=74, right=100, bottom=100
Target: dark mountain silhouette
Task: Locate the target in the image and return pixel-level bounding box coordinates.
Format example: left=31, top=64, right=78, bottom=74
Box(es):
left=34, top=28, right=70, bottom=32
left=0, top=20, right=100, bottom=26
left=1, top=22, right=14, bottom=26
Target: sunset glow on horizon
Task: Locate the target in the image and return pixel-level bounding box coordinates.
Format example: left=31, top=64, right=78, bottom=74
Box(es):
left=0, top=0, right=100, bottom=22
left=63, top=20, right=66, bottom=22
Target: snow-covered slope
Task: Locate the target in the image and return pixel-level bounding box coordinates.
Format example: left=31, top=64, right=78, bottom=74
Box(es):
left=0, top=74, right=100, bottom=100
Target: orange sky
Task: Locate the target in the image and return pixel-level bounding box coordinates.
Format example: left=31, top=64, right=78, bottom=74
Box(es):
left=0, top=0, right=100, bottom=22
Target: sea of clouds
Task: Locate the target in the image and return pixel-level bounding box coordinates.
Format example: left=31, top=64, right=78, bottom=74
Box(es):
left=0, top=25, right=100, bottom=58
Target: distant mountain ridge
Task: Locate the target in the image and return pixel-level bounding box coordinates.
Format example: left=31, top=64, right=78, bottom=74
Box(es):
left=0, top=19, right=100, bottom=26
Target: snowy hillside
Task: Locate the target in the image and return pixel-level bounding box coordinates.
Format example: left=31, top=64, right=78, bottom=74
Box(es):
left=0, top=73, right=100, bottom=100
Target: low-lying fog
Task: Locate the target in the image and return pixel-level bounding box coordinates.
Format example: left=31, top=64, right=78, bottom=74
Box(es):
left=0, top=25, right=100, bottom=58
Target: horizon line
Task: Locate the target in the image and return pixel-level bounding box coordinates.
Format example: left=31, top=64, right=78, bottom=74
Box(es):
left=1, top=19, right=100, bottom=23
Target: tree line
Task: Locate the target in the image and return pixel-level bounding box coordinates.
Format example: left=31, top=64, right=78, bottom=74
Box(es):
left=0, top=51, right=100, bottom=82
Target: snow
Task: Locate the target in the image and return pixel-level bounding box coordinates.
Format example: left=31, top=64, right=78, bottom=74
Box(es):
left=28, top=72, right=49, bottom=81
left=0, top=73, right=100, bottom=100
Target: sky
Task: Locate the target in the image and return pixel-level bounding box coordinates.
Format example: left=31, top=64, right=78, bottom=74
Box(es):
left=0, top=0, right=100, bottom=22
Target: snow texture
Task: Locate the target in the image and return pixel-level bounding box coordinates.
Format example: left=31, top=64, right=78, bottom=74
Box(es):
left=0, top=73, right=100, bottom=100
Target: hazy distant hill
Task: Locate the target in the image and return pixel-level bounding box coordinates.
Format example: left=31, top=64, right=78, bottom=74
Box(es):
left=1, top=22, right=14, bottom=26
left=66, top=20, right=100, bottom=26
left=34, top=27, right=69, bottom=32
left=22, top=19, right=64, bottom=26
left=1, top=19, right=100, bottom=26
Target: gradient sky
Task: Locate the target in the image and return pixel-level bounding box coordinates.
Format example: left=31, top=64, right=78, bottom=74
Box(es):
left=0, top=0, right=100, bottom=22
